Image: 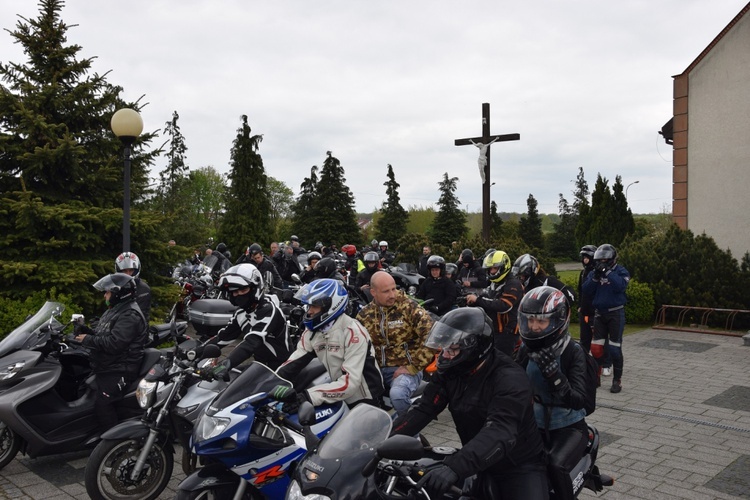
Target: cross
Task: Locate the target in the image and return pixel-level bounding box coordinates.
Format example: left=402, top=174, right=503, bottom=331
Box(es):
left=454, top=103, right=520, bottom=241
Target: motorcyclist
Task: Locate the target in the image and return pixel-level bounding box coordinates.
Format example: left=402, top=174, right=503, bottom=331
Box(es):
left=74, top=273, right=148, bottom=429
left=290, top=235, right=307, bottom=256
left=377, top=240, right=395, bottom=266
left=216, top=242, right=232, bottom=261
left=241, top=243, right=283, bottom=290
left=273, top=279, right=384, bottom=410
left=577, top=245, right=598, bottom=354
left=456, top=248, right=489, bottom=294
left=276, top=243, right=302, bottom=288
left=516, top=286, right=589, bottom=500
left=207, top=264, right=291, bottom=376
left=312, top=256, right=346, bottom=284
left=465, top=250, right=524, bottom=356
left=391, top=308, right=548, bottom=499
left=355, top=251, right=382, bottom=290
left=299, top=251, right=322, bottom=284
left=340, top=244, right=361, bottom=286
left=415, top=255, right=457, bottom=316
left=512, top=253, right=576, bottom=306
left=114, top=251, right=151, bottom=324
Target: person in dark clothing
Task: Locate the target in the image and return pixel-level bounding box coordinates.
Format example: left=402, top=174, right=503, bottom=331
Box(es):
left=516, top=286, right=589, bottom=500
left=340, top=244, right=360, bottom=285
left=456, top=248, right=489, bottom=294
left=377, top=241, right=395, bottom=266
left=466, top=250, right=524, bottom=356
left=241, top=243, right=283, bottom=290
left=276, top=244, right=302, bottom=288
left=299, top=251, right=322, bottom=284
left=391, top=308, right=548, bottom=499
left=513, top=253, right=576, bottom=306
left=582, top=244, right=630, bottom=394
left=577, top=245, right=597, bottom=354
left=207, top=264, right=291, bottom=377
left=415, top=255, right=457, bottom=316
left=290, top=235, right=307, bottom=256
left=355, top=251, right=382, bottom=290
left=74, top=273, right=148, bottom=430
left=114, top=251, right=151, bottom=324
left=417, top=246, right=432, bottom=277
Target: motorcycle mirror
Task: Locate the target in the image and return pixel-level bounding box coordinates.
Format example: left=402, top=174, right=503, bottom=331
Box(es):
left=298, top=402, right=316, bottom=426
left=71, top=314, right=85, bottom=325
left=202, top=344, right=222, bottom=359
left=291, top=274, right=302, bottom=284
left=361, top=435, right=424, bottom=478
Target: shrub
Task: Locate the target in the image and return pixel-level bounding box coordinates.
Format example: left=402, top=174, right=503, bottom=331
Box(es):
left=0, top=287, right=82, bottom=340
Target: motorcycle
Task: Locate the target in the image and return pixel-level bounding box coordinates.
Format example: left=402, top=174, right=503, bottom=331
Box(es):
left=386, top=263, right=424, bottom=297
left=0, top=302, right=162, bottom=471
left=176, top=361, right=347, bottom=499
left=289, top=403, right=613, bottom=499
left=84, top=341, right=227, bottom=500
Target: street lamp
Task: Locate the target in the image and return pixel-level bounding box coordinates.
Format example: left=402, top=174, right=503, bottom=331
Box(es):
left=625, top=180, right=640, bottom=200
left=111, top=108, right=143, bottom=252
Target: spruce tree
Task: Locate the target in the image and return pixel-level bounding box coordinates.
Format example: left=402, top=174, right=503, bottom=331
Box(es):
left=490, top=200, right=503, bottom=240
left=610, top=175, right=635, bottom=247
left=156, top=111, right=189, bottom=214
left=218, top=115, right=272, bottom=254
left=374, top=164, right=409, bottom=247
left=548, top=194, right=578, bottom=258
left=310, top=151, right=361, bottom=247
left=519, top=194, right=544, bottom=249
left=583, top=174, right=616, bottom=245
left=290, top=166, right=319, bottom=245
left=573, top=167, right=592, bottom=248
left=429, top=173, right=467, bottom=247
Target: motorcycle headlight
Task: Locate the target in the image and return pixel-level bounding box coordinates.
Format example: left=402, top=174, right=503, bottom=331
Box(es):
left=194, top=414, right=231, bottom=442
left=0, top=361, right=25, bottom=381
left=286, top=480, right=331, bottom=500
left=136, top=379, right=157, bottom=408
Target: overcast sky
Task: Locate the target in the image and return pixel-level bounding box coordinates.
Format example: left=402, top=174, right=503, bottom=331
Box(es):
left=2, top=1, right=747, bottom=215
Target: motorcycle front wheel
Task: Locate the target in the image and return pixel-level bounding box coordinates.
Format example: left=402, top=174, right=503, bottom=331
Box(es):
left=85, top=438, right=174, bottom=500
left=0, top=421, right=20, bottom=470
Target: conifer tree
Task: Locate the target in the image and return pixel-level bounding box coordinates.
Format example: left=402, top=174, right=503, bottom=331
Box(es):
left=156, top=111, right=189, bottom=214
left=218, top=115, right=272, bottom=254
left=548, top=194, right=578, bottom=258
left=582, top=174, right=615, bottom=245
left=519, top=194, right=544, bottom=249
left=429, top=173, right=467, bottom=246
left=490, top=200, right=503, bottom=240
left=374, top=164, right=409, bottom=246
left=310, top=151, right=361, bottom=247
left=290, top=166, right=319, bottom=245
left=573, top=167, right=592, bottom=248
left=610, top=175, right=635, bottom=247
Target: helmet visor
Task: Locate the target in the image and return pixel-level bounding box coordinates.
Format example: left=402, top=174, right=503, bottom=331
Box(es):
left=93, top=274, right=116, bottom=292
left=425, top=321, right=472, bottom=350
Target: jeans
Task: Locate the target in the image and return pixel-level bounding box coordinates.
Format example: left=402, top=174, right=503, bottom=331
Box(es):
left=381, top=366, right=422, bottom=417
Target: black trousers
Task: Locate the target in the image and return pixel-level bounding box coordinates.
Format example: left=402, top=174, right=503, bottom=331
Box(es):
left=94, top=372, right=128, bottom=430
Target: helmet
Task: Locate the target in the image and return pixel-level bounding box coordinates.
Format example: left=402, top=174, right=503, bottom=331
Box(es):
left=341, top=244, right=357, bottom=257
left=594, top=244, right=618, bottom=269
left=460, top=248, right=474, bottom=265
left=314, top=257, right=338, bottom=279
left=445, top=263, right=458, bottom=277
left=216, top=242, right=227, bottom=253
left=364, top=251, right=380, bottom=267
left=294, top=279, right=349, bottom=332
left=379, top=241, right=388, bottom=248
left=218, top=264, right=264, bottom=310
left=307, top=251, right=322, bottom=265
left=425, top=308, right=494, bottom=376
left=482, top=250, right=512, bottom=283
left=511, top=254, right=539, bottom=286
left=291, top=235, right=299, bottom=242
left=371, top=239, right=378, bottom=246
left=93, top=273, right=137, bottom=307
left=315, top=241, right=324, bottom=252
left=580, top=245, right=597, bottom=260
left=248, top=243, right=263, bottom=256
left=518, top=286, right=571, bottom=353
left=115, top=252, right=141, bottom=278
left=426, top=255, right=446, bottom=276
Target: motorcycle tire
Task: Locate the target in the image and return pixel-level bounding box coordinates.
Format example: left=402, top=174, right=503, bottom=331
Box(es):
left=0, top=421, right=21, bottom=470
left=175, top=486, right=255, bottom=500
left=84, top=438, right=174, bottom=500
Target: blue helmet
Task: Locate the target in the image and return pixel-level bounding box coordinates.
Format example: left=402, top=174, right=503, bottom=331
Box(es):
left=294, top=278, right=348, bottom=332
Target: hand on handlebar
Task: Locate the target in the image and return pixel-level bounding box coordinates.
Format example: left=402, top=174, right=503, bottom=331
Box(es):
left=415, top=464, right=459, bottom=496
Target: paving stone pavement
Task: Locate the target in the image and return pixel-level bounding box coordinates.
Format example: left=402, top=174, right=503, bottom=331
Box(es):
left=1, top=328, right=749, bottom=499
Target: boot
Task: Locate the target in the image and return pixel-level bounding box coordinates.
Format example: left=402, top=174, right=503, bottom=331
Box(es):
left=610, top=379, right=622, bottom=393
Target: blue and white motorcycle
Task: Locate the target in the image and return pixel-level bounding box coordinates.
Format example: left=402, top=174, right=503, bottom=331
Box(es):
left=176, top=361, right=347, bottom=499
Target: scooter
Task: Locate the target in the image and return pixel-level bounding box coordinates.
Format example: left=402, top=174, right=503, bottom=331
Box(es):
left=288, top=403, right=614, bottom=499
left=175, top=361, right=346, bottom=499
left=0, top=302, right=162, bottom=471
left=84, top=341, right=227, bottom=500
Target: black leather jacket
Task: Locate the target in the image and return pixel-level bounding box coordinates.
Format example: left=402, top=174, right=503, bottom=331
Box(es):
left=82, top=301, right=147, bottom=377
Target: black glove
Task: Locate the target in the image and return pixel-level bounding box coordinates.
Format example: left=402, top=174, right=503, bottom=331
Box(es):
left=211, top=359, right=231, bottom=381
left=416, top=464, right=459, bottom=496
left=281, top=289, right=295, bottom=303
left=282, top=391, right=310, bottom=415
left=529, top=347, right=560, bottom=380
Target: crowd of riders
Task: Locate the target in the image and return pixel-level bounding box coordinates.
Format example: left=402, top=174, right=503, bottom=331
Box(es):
left=78, top=238, right=626, bottom=500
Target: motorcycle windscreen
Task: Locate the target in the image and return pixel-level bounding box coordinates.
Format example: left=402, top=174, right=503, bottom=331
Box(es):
left=204, top=362, right=290, bottom=416
left=0, top=301, right=65, bottom=357
left=317, top=404, right=392, bottom=459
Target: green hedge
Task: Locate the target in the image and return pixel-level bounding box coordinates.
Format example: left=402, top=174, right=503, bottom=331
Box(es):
left=0, top=287, right=82, bottom=339
left=558, top=273, right=654, bottom=325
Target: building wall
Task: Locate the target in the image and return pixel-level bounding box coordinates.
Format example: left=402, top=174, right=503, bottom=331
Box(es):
left=687, top=12, right=750, bottom=259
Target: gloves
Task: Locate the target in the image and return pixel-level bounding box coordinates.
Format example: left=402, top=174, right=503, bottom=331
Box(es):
left=416, top=464, right=459, bottom=496
left=269, top=385, right=310, bottom=414
left=211, top=359, right=231, bottom=381
left=529, top=347, right=560, bottom=380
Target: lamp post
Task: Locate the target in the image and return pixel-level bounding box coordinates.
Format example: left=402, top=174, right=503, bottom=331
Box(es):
left=111, top=108, right=143, bottom=252
left=625, top=180, right=640, bottom=200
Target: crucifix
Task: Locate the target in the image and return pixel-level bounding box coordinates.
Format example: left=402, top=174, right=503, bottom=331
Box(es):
left=455, top=103, right=520, bottom=241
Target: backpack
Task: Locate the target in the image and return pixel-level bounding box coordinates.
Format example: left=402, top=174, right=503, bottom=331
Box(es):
left=561, top=341, right=598, bottom=416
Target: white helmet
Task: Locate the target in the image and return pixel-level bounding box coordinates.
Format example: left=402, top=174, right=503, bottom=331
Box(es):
left=379, top=241, right=388, bottom=248
left=115, top=252, right=141, bottom=278
left=218, top=264, right=264, bottom=309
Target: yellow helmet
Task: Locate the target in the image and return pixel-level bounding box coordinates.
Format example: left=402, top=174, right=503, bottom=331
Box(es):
left=482, top=250, right=512, bottom=283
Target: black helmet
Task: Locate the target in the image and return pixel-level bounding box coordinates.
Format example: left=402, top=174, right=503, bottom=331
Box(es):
left=518, top=286, right=571, bottom=353
left=218, top=264, right=264, bottom=310
left=426, top=308, right=494, bottom=377
left=594, top=244, right=617, bottom=269
left=314, top=257, right=338, bottom=279
left=93, top=273, right=137, bottom=307
left=364, top=251, right=380, bottom=267
left=216, top=242, right=227, bottom=253
left=248, top=243, right=263, bottom=256
left=426, top=255, right=446, bottom=277
left=445, top=263, right=458, bottom=277
left=511, top=253, right=539, bottom=286
left=580, top=245, right=597, bottom=260
left=460, top=248, right=474, bottom=265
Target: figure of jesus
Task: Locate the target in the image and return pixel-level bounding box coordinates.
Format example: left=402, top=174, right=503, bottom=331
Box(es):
left=470, top=137, right=499, bottom=184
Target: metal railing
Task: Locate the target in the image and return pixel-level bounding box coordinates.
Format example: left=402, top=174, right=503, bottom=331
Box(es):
left=653, top=304, right=750, bottom=337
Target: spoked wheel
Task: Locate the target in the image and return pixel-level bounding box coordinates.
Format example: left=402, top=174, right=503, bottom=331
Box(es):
left=85, top=438, right=174, bottom=500
left=0, top=421, right=21, bottom=470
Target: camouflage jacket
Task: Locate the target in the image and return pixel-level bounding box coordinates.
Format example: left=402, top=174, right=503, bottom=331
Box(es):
left=357, top=291, right=435, bottom=374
